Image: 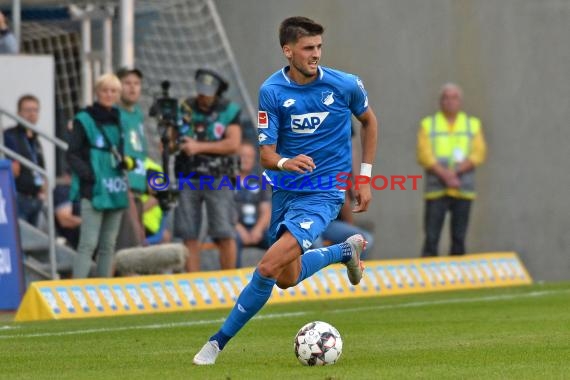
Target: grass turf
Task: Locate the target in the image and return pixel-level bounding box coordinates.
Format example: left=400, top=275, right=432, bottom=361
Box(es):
left=0, top=282, right=568, bottom=380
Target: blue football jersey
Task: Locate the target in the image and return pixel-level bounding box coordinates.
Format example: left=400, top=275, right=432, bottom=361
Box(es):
left=258, top=66, right=369, bottom=194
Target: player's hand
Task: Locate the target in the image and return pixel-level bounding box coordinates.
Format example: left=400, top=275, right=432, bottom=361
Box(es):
left=282, top=154, right=316, bottom=174
left=353, top=183, right=372, bottom=213
left=180, top=136, right=202, bottom=155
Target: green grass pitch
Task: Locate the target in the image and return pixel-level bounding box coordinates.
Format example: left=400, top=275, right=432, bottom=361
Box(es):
left=1, top=282, right=568, bottom=380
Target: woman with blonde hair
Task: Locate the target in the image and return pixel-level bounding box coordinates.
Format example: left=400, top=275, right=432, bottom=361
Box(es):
left=66, top=73, right=130, bottom=278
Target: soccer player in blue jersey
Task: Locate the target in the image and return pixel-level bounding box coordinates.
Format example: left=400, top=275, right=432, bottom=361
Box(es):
left=193, top=16, right=378, bottom=365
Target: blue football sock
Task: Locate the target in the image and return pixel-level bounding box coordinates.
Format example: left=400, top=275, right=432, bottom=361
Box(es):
left=210, top=269, right=276, bottom=350
left=296, top=242, right=352, bottom=284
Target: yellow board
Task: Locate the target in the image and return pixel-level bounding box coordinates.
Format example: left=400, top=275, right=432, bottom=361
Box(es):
left=15, top=252, right=532, bottom=322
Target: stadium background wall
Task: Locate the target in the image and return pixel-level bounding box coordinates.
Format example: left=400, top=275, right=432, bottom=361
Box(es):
left=215, top=0, right=570, bottom=281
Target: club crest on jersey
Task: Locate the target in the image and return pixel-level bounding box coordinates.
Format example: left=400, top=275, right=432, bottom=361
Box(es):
left=290, top=112, right=329, bottom=134
left=321, top=91, right=335, bottom=106
left=299, top=218, right=314, bottom=230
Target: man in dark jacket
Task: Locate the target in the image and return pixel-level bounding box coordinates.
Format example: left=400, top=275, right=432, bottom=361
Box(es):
left=3, top=94, right=45, bottom=226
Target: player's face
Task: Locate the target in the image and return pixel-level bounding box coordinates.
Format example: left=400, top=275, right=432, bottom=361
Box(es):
left=120, top=74, right=142, bottom=105
left=239, top=144, right=256, bottom=173
left=285, top=35, right=322, bottom=79
left=18, top=100, right=40, bottom=125
left=440, top=88, right=462, bottom=116
left=96, top=84, right=120, bottom=108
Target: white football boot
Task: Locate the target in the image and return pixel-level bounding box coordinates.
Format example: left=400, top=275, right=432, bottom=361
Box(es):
left=193, top=340, right=221, bottom=365
left=344, top=234, right=366, bottom=285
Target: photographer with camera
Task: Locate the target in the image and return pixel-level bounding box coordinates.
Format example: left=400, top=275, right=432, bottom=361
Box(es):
left=174, top=69, right=241, bottom=272
left=66, top=73, right=131, bottom=278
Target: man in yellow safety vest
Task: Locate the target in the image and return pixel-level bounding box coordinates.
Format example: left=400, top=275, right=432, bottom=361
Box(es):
left=416, top=83, right=487, bottom=256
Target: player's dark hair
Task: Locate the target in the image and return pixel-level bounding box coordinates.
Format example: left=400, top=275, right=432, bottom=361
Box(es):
left=279, top=16, right=324, bottom=47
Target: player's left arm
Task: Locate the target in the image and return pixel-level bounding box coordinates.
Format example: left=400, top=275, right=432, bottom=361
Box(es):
left=353, top=107, right=378, bottom=213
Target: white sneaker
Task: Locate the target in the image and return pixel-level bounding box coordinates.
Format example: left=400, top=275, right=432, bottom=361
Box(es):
left=344, top=234, right=366, bottom=285
left=193, top=340, right=221, bottom=365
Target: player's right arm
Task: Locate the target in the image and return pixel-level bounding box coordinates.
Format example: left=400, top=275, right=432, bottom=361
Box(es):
left=257, top=85, right=315, bottom=174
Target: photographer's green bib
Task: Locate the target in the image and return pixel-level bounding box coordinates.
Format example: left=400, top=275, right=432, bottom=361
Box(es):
left=179, top=100, right=240, bottom=141
left=177, top=99, right=241, bottom=177
left=120, top=104, right=148, bottom=193
left=71, top=111, right=128, bottom=211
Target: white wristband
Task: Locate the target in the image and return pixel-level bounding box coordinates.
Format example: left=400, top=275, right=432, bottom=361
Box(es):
left=360, top=163, right=372, bottom=177
left=277, top=157, right=289, bottom=171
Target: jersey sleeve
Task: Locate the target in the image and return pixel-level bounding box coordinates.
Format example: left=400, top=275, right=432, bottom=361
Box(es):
left=257, top=85, right=279, bottom=145
left=348, top=75, right=369, bottom=117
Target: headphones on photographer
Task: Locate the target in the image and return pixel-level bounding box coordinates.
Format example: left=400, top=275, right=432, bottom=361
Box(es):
left=195, top=68, right=229, bottom=97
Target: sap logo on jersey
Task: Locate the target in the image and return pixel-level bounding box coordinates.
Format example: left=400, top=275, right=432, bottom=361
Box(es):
left=290, top=112, right=329, bottom=134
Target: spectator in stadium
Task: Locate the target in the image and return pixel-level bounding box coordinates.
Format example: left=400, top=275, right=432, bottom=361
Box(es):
left=0, top=11, right=18, bottom=54
left=115, top=67, right=148, bottom=250
left=234, top=141, right=271, bottom=267
left=174, top=68, right=241, bottom=272
left=66, top=73, right=129, bottom=278
left=193, top=16, right=378, bottom=365
left=53, top=170, right=81, bottom=249
left=417, top=83, right=487, bottom=256
left=3, top=94, right=46, bottom=226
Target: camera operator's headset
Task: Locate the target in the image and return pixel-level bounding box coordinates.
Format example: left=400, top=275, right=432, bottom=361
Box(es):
left=195, top=68, right=229, bottom=97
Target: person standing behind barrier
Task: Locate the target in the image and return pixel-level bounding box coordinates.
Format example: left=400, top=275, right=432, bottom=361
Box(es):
left=66, top=74, right=129, bottom=278
left=3, top=95, right=45, bottom=226
left=115, top=67, right=148, bottom=250
left=0, top=11, right=18, bottom=54
left=417, top=83, right=487, bottom=256
left=234, top=141, right=271, bottom=267
left=174, top=69, right=241, bottom=272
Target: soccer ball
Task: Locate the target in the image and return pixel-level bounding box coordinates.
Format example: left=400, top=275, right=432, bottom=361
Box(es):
left=293, top=321, right=343, bottom=366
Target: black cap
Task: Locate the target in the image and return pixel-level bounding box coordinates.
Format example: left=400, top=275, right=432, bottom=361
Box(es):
left=116, top=66, right=143, bottom=80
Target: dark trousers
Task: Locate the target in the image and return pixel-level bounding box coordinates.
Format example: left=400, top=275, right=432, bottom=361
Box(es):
left=421, top=196, right=472, bottom=257
left=17, top=194, right=43, bottom=227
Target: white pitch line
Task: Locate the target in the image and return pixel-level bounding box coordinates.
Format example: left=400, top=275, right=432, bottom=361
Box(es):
left=0, top=288, right=566, bottom=340
left=0, top=325, right=20, bottom=331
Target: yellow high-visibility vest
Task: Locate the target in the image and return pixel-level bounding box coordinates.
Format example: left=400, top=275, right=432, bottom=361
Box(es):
left=421, top=111, right=481, bottom=200
left=142, top=158, right=164, bottom=234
